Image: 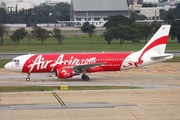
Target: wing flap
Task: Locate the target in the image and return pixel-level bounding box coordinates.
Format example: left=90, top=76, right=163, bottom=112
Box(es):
left=75, top=62, right=105, bottom=69
left=65, top=62, right=105, bottom=70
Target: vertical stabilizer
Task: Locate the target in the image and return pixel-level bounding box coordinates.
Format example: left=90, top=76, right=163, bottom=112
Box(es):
left=140, top=25, right=171, bottom=54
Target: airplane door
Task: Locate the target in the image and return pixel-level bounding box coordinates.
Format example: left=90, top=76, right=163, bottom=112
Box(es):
left=25, top=56, right=30, bottom=68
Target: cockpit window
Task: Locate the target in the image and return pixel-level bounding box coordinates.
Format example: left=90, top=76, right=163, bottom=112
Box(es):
left=11, top=59, right=20, bottom=62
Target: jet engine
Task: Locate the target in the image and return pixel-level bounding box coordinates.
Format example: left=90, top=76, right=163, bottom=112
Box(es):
left=56, top=68, right=74, bottom=79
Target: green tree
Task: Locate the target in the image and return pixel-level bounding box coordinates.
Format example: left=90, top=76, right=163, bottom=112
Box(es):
left=53, top=28, right=63, bottom=44
left=103, top=29, right=114, bottom=44
left=165, top=10, right=174, bottom=24
left=170, top=20, right=180, bottom=43
left=160, top=4, right=180, bottom=24
left=130, top=12, right=147, bottom=22
left=1, top=2, right=71, bottom=24
left=131, top=23, right=152, bottom=43
left=31, top=27, right=51, bottom=44
left=151, top=22, right=161, bottom=33
left=116, top=25, right=140, bottom=44
left=10, top=28, right=28, bottom=45
left=56, top=14, right=70, bottom=21
left=159, top=9, right=166, bottom=20
left=0, top=24, right=9, bottom=46
left=104, top=25, right=140, bottom=44
left=26, top=33, right=33, bottom=45
left=81, top=22, right=96, bottom=43
left=104, top=15, right=133, bottom=29
left=54, top=2, right=71, bottom=15
left=0, top=8, right=7, bottom=23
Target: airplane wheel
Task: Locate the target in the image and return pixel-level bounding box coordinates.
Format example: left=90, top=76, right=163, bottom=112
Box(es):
left=83, top=75, right=89, bottom=81
left=81, top=74, right=89, bottom=81
left=26, top=78, right=30, bottom=81
left=81, top=74, right=85, bottom=80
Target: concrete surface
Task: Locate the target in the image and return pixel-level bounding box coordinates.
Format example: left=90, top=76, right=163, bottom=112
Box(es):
left=0, top=62, right=180, bottom=120
left=0, top=89, right=180, bottom=120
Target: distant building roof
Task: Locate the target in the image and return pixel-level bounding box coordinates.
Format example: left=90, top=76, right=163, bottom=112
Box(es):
left=157, top=2, right=176, bottom=6
left=72, top=0, right=129, bottom=11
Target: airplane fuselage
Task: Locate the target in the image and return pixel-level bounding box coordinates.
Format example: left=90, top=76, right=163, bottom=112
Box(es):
left=4, top=25, right=174, bottom=81
left=7, top=52, right=134, bottom=73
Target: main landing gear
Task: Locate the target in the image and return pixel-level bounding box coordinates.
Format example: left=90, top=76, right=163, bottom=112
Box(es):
left=26, top=73, right=30, bottom=81
left=81, top=74, right=89, bottom=81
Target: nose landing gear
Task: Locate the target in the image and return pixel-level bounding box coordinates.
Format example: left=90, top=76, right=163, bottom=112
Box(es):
left=26, top=73, right=30, bottom=81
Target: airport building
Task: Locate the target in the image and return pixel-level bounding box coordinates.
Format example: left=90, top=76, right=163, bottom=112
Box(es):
left=70, top=0, right=129, bottom=27
left=130, top=1, right=177, bottom=20
left=5, top=0, right=34, bottom=12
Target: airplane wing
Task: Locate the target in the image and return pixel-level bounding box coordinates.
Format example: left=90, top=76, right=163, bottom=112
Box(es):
left=65, top=62, right=106, bottom=72
left=73, top=62, right=105, bottom=69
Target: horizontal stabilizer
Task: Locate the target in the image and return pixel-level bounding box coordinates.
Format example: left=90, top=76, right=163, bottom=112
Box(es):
left=151, top=54, right=174, bottom=60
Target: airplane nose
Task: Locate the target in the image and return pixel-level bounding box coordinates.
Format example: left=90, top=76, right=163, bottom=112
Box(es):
left=4, top=62, right=13, bottom=71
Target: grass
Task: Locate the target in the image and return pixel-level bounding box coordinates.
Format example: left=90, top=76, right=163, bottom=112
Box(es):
left=0, top=59, right=11, bottom=68
left=0, top=86, right=56, bottom=92
left=0, top=34, right=180, bottom=53
left=164, top=57, right=180, bottom=62
left=0, top=86, right=141, bottom=92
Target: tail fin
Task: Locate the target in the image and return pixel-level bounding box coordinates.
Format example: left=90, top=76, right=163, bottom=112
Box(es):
left=121, top=25, right=172, bottom=69
left=140, top=25, right=171, bottom=54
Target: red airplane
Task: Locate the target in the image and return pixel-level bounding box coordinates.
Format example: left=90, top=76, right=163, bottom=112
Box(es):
left=4, top=25, right=173, bottom=81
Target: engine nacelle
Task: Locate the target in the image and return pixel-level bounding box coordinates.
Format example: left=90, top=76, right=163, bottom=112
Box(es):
left=56, top=68, right=74, bottom=79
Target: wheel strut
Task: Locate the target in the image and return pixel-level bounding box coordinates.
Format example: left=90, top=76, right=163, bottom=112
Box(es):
left=26, top=73, right=30, bottom=81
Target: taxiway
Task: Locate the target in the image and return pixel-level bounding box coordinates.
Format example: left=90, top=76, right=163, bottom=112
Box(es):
left=0, top=62, right=180, bottom=120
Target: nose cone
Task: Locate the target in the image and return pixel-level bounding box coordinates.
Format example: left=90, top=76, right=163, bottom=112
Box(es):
left=4, top=62, right=13, bottom=71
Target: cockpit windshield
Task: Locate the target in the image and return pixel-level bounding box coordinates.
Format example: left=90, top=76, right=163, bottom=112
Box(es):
left=11, top=59, right=20, bottom=63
